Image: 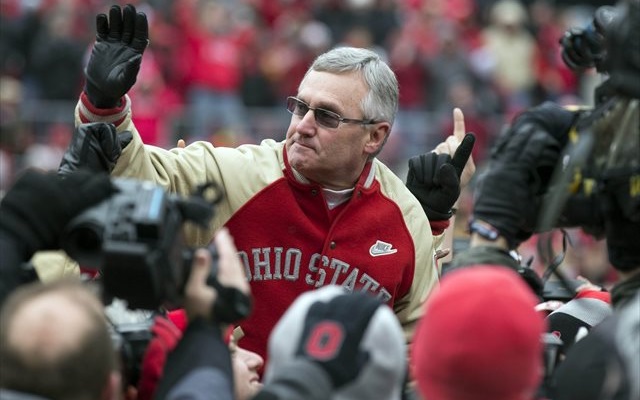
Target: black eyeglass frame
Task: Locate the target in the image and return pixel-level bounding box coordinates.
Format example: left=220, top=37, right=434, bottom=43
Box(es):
left=286, top=96, right=382, bottom=129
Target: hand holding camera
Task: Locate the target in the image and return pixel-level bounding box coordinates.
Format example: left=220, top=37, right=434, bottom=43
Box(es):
left=184, top=228, right=251, bottom=324
left=470, top=102, right=577, bottom=249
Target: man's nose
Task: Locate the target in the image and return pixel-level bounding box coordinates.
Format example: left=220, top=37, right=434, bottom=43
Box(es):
left=296, top=109, right=318, bottom=134
left=249, top=353, right=264, bottom=369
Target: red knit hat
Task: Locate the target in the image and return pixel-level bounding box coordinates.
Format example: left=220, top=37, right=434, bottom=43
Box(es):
left=412, top=265, right=546, bottom=400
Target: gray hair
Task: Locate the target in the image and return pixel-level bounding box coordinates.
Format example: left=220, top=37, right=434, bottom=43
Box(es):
left=302, top=46, right=399, bottom=126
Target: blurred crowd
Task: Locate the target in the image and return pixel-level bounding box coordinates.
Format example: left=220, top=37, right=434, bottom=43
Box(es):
left=1, top=0, right=614, bottom=179
left=0, top=0, right=617, bottom=285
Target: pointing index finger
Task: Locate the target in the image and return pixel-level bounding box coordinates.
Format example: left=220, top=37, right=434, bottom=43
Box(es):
left=453, top=108, right=466, bottom=142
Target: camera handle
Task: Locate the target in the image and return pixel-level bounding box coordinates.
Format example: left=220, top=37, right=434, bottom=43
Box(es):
left=181, top=245, right=252, bottom=324
left=204, top=244, right=252, bottom=323
left=178, top=181, right=251, bottom=323
left=176, top=180, right=225, bottom=228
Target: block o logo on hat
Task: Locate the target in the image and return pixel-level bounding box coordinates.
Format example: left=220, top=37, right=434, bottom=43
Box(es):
left=265, top=285, right=407, bottom=400
left=303, top=321, right=345, bottom=361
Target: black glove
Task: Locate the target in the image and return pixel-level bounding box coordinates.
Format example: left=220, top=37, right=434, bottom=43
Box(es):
left=59, top=123, right=132, bottom=176
left=471, top=103, right=577, bottom=249
left=295, top=292, right=381, bottom=388
left=84, top=4, right=148, bottom=108
left=472, top=125, right=563, bottom=249
left=0, top=169, right=115, bottom=258
left=406, top=133, right=475, bottom=221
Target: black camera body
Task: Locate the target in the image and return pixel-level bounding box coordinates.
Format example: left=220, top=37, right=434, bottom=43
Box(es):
left=559, top=5, right=618, bottom=73
left=64, top=177, right=252, bottom=389
left=105, top=299, right=156, bottom=388
left=540, top=1, right=640, bottom=258
left=61, top=178, right=216, bottom=310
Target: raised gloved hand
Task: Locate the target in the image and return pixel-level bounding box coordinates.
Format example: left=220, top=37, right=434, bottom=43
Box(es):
left=407, top=133, right=475, bottom=221
left=59, top=123, right=132, bottom=175
left=295, top=292, right=381, bottom=388
left=471, top=102, right=577, bottom=249
left=85, top=4, right=148, bottom=108
left=0, top=169, right=115, bottom=258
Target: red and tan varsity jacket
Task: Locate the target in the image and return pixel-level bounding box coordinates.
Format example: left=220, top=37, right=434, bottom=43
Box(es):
left=75, top=94, right=444, bottom=362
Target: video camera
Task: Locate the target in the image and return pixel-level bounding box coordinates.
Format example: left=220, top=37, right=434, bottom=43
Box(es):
left=104, top=299, right=156, bottom=389
left=559, top=5, right=618, bottom=74
left=60, top=177, right=251, bottom=323
left=538, top=0, right=640, bottom=266
left=61, top=177, right=252, bottom=389
left=60, top=178, right=219, bottom=310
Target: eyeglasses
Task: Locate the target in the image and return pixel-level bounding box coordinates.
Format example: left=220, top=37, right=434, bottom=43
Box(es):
left=286, top=96, right=380, bottom=129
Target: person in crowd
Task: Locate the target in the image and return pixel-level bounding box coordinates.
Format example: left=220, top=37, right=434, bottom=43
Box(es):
left=0, top=168, right=254, bottom=400
left=0, top=169, right=118, bottom=400
left=0, top=279, right=120, bottom=400
left=154, top=228, right=251, bottom=400
left=412, top=265, right=546, bottom=400
left=175, top=0, right=251, bottom=141
left=156, top=283, right=408, bottom=400
left=229, top=329, right=265, bottom=400
left=62, top=3, right=475, bottom=363
left=447, top=101, right=637, bottom=399
left=141, top=233, right=408, bottom=400
left=135, top=312, right=265, bottom=400
left=447, top=1, right=639, bottom=396
left=261, top=285, right=407, bottom=400
left=474, top=0, right=538, bottom=115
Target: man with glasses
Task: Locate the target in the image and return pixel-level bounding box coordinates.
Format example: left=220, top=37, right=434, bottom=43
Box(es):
left=64, top=4, right=473, bottom=364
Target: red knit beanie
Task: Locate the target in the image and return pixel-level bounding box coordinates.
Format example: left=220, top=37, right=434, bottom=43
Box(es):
left=412, top=265, right=546, bottom=400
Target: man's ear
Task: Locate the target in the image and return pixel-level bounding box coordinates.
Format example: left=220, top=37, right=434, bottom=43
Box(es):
left=364, top=122, right=391, bottom=155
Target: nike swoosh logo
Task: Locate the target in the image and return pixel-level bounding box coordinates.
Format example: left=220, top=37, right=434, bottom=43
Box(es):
left=369, top=240, right=398, bottom=257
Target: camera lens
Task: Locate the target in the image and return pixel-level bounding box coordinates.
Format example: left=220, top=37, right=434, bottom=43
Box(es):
left=63, top=224, right=104, bottom=267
